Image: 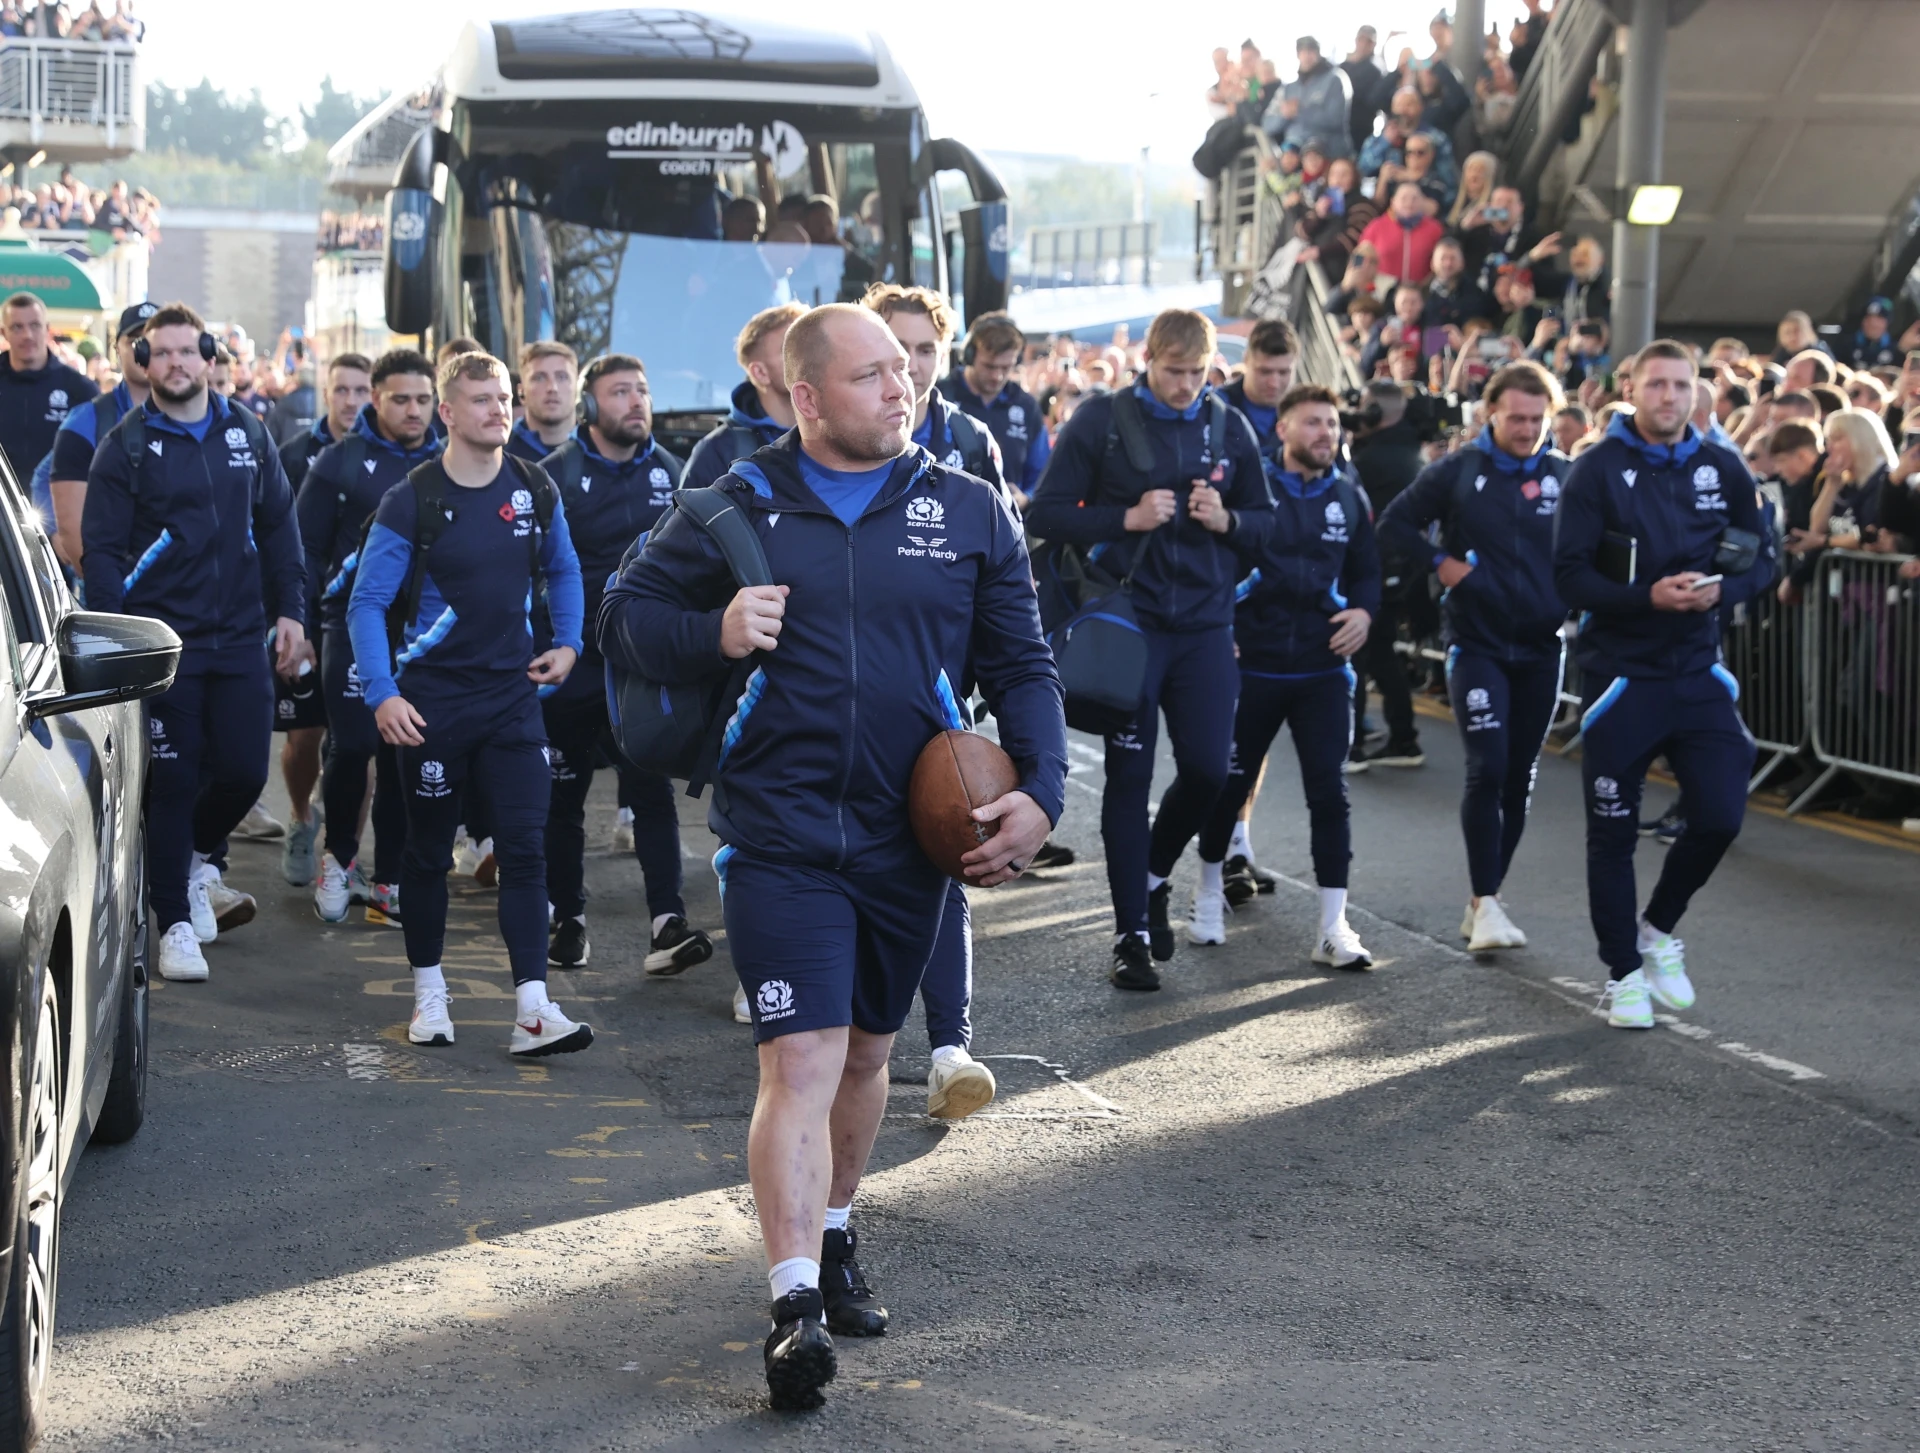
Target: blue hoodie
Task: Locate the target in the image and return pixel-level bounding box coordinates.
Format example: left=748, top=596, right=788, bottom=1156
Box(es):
left=346, top=457, right=584, bottom=711
left=1233, top=463, right=1383, bottom=676
left=1553, top=412, right=1777, bottom=681
left=80, top=393, right=305, bottom=655
left=937, top=369, right=1051, bottom=491
left=1026, top=382, right=1275, bottom=633
left=296, top=405, right=440, bottom=631
left=599, top=433, right=1067, bottom=874
left=1378, top=428, right=1572, bottom=665
left=682, top=380, right=789, bottom=492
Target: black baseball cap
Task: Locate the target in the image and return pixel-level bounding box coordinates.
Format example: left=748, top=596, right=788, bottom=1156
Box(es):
left=116, top=301, right=158, bottom=339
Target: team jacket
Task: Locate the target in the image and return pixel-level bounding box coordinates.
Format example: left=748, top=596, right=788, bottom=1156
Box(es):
left=506, top=419, right=567, bottom=463
left=0, top=352, right=96, bottom=483
left=938, top=369, right=1051, bottom=491
left=911, top=393, right=1006, bottom=495
left=279, top=414, right=335, bottom=492
left=682, top=381, right=788, bottom=492
left=599, top=433, right=1067, bottom=874
left=1553, top=413, right=1777, bottom=681
left=345, top=458, right=584, bottom=710
left=1377, top=429, right=1571, bottom=666
left=296, top=406, right=440, bottom=631
left=1026, top=383, right=1274, bottom=633
left=535, top=427, right=684, bottom=704
left=1220, top=377, right=1280, bottom=463
left=81, top=393, right=305, bottom=653
left=1233, top=465, right=1383, bottom=676
left=39, top=380, right=137, bottom=526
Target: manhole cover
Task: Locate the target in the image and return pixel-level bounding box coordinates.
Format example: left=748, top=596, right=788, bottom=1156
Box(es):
left=183, top=1043, right=467, bottom=1083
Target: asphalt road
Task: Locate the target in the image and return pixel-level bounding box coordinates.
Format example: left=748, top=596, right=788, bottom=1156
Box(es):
left=41, top=706, right=1920, bottom=1450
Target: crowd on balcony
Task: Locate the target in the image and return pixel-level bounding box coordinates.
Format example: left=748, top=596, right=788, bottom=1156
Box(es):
left=0, top=0, right=142, bottom=41
left=0, top=169, right=158, bottom=254
left=315, top=210, right=384, bottom=255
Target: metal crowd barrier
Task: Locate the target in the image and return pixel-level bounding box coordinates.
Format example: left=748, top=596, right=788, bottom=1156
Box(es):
left=1721, top=584, right=1808, bottom=792
left=1795, top=549, right=1920, bottom=811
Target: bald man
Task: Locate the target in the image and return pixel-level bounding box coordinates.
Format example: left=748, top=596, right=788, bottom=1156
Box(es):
left=601, top=304, right=1066, bottom=1412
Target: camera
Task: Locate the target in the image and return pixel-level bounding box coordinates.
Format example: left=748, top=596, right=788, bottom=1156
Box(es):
left=1338, top=385, right=1466, bottom=442
left=1337, top=387, right=1381, bottom=435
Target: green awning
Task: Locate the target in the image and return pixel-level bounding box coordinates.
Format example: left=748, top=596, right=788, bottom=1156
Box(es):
left=0, top=250, right=102, bottom=313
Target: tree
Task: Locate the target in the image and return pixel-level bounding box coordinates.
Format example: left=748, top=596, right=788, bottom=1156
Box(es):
left=145, top=80, right=279, bottom=163
left=302, top=77, right=379, bottom=148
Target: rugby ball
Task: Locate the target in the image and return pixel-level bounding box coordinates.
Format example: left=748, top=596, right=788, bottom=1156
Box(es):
left=909, top=730, right=1019, bottom=881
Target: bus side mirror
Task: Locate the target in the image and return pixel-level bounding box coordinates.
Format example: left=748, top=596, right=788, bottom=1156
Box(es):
left=957, top=201, right=1010, bottom=324
left=385, top=126, right=445, bottom=337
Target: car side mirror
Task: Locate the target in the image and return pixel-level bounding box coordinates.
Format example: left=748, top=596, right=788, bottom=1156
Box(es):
left=27, top=611, right=182, bottom=720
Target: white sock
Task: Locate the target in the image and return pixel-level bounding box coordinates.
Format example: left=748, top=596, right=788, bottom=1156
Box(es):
left=515, top=980, right=548, bottom=1017
left=1228, top=819, right=1253, bottom=860
left=650, top=913, right=677, bottom=937
left=930, top=1043, right=969, bottom=1068
left=1146, top=872, right=1168, bottom=893
left=616, top=806, right=634, bottom=826
left=822, top=1204, right=852, bottom=1233
left=1115, top=930, right=1151, bottom=946
left=768, top=1256, right=819, bottom=1302
left=412, top=964, right=446, bottom=997
left=1319, top=887, right=1348, bottom=936
left=1199, top=859, right=1224, bottom=895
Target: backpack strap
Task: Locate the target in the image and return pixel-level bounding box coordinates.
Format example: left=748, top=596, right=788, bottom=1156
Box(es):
left=387, top=461, right=452, bottom=668
left=668, top=484, right=774, bottom=800
left=1205, top=390, right=1228, bottom=467
left=1106, top=390, right=1157, bottom=476
left=95, top=388, right=123, bottom=436
left=545, top=439, right=585, bottom=498
left=120, top=410, right=145, bottom=498
left=945, top=408, right=1000, bottom=484
left=1447, top=447, right=1485, bottom=560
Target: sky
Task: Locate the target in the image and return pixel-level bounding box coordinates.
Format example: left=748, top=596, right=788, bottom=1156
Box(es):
left=137, top=0, right=1537, bottom=166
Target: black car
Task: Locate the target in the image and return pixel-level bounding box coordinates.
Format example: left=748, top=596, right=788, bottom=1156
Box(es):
left=0, top=479, right=180, bottom=1449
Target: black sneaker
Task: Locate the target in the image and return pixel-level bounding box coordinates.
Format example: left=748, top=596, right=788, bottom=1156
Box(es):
left=644, top=915, right=714, bottom=976
left=1640, top=807, right=1685, bottom=845
left=548, top=917, right=589, bottom=967
left=820, top=1227, right=889, bottom=1337
left=1364, top=737, right=1425, bottom=768
left=764, top=1287, right=836, bottom=1411
left=1029, top=839, right=1076, bottom=869
left=1344, top=741, right=1371, bottom=774
left=1223, top=855, right=1258, bottom=907
left=1146, top=882, right=1176, bottom=961
left=1110, top=934, right=1160, bottom=991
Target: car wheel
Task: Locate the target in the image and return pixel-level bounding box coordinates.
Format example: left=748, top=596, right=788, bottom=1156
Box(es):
left=0, top=974, right=60, bottom=1451
left=93, top=827, right=149, bottom=1147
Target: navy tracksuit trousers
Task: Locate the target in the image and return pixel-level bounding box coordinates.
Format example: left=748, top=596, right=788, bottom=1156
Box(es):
left=918, top=879, right=972, bottom=1051
left=145, top=647, right=273, bottom=930
left=1578, top=667, right=1753, bottom=978
left=542, top=693, right=684, bottom=923
left=1103, top=626, right=1239, bottom=933
left=319, top=626, right=407, bottom=882
left=396, top=689, right=553, bottom=985
left=1199, top=667, right=1355, bottom=887
left=1448, top=648, right=1563, bottom=898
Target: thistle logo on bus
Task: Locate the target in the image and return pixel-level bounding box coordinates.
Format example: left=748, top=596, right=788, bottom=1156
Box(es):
left=605, top=119, right=806, bottom=177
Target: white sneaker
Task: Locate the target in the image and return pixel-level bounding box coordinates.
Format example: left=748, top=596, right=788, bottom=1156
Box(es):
left=1187, top=882, right=1227, bottom=945
left=927, top=1049, right=997, bottom=1120
left=510, top=998, right=593, bottom=1057
left=409, top=990, right=455, bottom=1046
left=1311, top=916, right=1373, bottom=970
left=314, top=856, right=351, bottom=923
left=1467, top=896, right=1526, bottom=952
left=187, top=864, right=218, bottom=943
left=1638, top=926, right=1695, bottom=1011
left=451, top=831, right=482, bottom=877
left=346, top=860, right=374, bottom=906
left=611, top=807, right=635, bottom=853
left=1604, top=969, right=1655, bottom=1029
left=157, top=921, right=209, bottom=982
left=732, top=983, right=752, bottom=1024
left=232, top=800, right=286, bottom=841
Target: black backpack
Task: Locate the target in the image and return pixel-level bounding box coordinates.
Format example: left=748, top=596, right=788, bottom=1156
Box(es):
left=605, top=484, right=772, bottom=800
left=357, top=454, right=557, bottom=677
left=118, top=402, right=271, bottom=505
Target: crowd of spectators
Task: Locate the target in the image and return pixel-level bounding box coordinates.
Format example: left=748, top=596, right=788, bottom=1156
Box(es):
left=0, top=170, right=158, bottom=246
left=315, top=210, right=384, bottom=254
left=0, top=0, right=142, bottom=41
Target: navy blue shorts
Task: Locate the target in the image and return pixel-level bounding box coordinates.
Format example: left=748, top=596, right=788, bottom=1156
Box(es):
left=272, top=635, right=327, bottom=732
left=716, top=847, right=949, bottom=1043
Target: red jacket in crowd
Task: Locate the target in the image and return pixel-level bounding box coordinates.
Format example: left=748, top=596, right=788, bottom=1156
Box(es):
left=1357, top=212, right=1447, bottom=286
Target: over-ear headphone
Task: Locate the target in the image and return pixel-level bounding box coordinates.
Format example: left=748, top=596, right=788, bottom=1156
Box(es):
left=960, top=315, right=1024, bottom=371
left=132, top=330, right=217, bottom=369
left=577, top=385, right=599, bottom=429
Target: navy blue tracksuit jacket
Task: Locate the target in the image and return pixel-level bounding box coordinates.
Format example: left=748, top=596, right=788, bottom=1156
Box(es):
left=81, top=394, right=305, bottom=648
left=599, top=434, right=1068, bottom=875
left=1553, top=414, right=1777, bottom=680
left=1378, top=430, right=1572, bottom=665
left=296, top=406, right=440, bottom=632
left=938, top=369, right=1050, bottom=492
left=536, top=427, right=683, bottom=705
left=683, top=381, right=789, bottom=493
left=1220, top=377, right=1281, bottom=464
left=0, top=351, right=97, bottom=483
left=1233, top=465, right=1384, bottom=676
left=1026, top=383, right=1274, bottom=632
